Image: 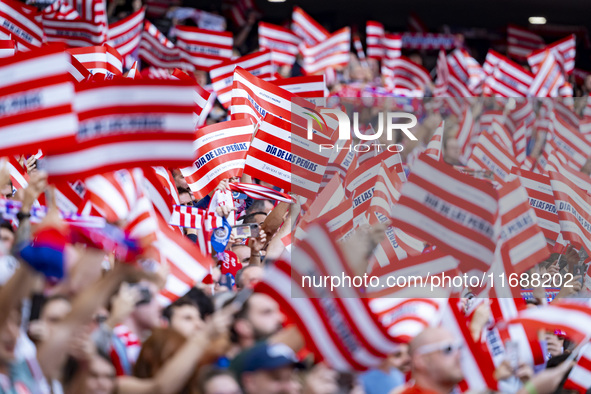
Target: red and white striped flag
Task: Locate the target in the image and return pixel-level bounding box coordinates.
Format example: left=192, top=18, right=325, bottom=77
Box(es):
left=489, top=119, right=514, bottom=156
left=425, top=121, right=444, bottom=160
left=366, top=21, right=384, bottom=59
left=511, top=168, right=560, bottom=244
left=506, top=25, right=545, bottom=61
left=382, top=56, right=431, bottom=93
left=244, top=113, right=333, bottom=199
left=528, top=50, right=565, bottom=97
left=382, top=33, right=402, bottom=69
left=42, top=0, right=78, bottom=20
left=209, top=49, right=273, bottom=109
left=45, top=80, right=197, bottom=182
left=564, top=343, right=591, bottom=393
left=497, top=178, right=550, bottom=274
left=483, top=54, right=533, bottom=97
left=300, top=27, right=350, bottom=75
left=0, top=0, right=43, bottom=51
left=391, top=154, right=498, bottom=273
left=291, top=6, right=328, bottom=46
left=468, top=132, right=518, bottom=184
left=124, top=61, right=140, bottom=79
left=528, top=34, right=576, bottom=75
left=106, top=6, right=145, bottom=69
left=153, top=213, right=213, bottom=304
left=0, top=156, right=27, bottom=191
left=255, top=221, right=401, bottom=371
left=168, top=204, right=206, bottom=229
left=0, top=39, right=16, bottom=58
left=369, top=298, right=448, bottom=343
left=84, top=168, right=143, bottom=223
left=42, top=11, right=107, bottom=47
left=181, top=119, right=253, bottom=201
left=0, top=46, right=78, bottom=157
left=174, top=26, right=233, bottom=70
left=545, top=152, right=591, bottom=194
left=513, top=121, right=527, bottom=165
left=550, top=111, right=591, bottom=169
left=67, top=45, right=123, bottom=76
left=258, top=22, right=300, bottom=67
left=271, top=75, right=325, bottom=104
left=141, top=166, right=179, bottom=221
left=139, top=20, right=187, bottom=70
left=228, top=182, right=293, bottom=203
left=549, top=171, right=591, bottom=251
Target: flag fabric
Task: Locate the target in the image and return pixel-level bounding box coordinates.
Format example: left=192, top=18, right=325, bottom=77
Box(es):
left=68, top=53, right=92, bottom=82
left=258, top=22, right=300, bottom=67
left=366, top=21, right=384, bottom=59
left=506, top=25, right=545, bottom=61
left=227, top=182, right=293, bottom=203
left=511, top=168, right=561, bottom=244
left=528, top=51, right=565, bottom=97
left=168, top=204, right=206, bottom=229
left=106, top=6, right=145, bottom=68
left=44, top=79, right=197, bottom=182
left=467, top=132, right=518, bottom=183
left=299, top=27, right=350, bottom=75
left=483, top=54, right=533, bottom=97
left=209, top=49, right=273, bottom=108
left=455, top=105, right=475, bottom=158
left=181, top=119, right=253, bottom=201
left=564, top=343, right=591, bottom=393
left=489, top=119, right=514, bottom=156
left=174, top=26, right=233, bottom=70
left=291, top=6, right=328, bottom=46
left=124, top=61, right=140, bottom=79
left=549, top=171, right=591, bottom=251
left=271, top=75, right=325, bottom=104
left=225, top=0, right=259, bottom=28
left=528, top=34, right=576, bottom=75
left=0, top=39, right=16, bottom=58
left=67, top=45, right=123, bottom=76
left=424, top=121, right=444, bottom=160
left=0, top=46, right=78, bottom=158
left=382, top=56, right=431, bottom=93
left=255, top=221, right=401, bottom=372
left=84, top=168, right=144, bottom=223
left=513, top=121, right=527, bottom=165
left=1, top=156, right=28, bottom=191
left=139, top=20, right=188, bottom=70
left=244, top=113, right=333, bottom=199
left=545, top=152, right=591, bottom=194
left=391, top=154, right=498, bottom=273
left=140, top=166, right=179, bottom=221
left=497, top=178, right=550, bottom=274
left=0, top=0, right=43, bottom=51
left=42, top=9, right=107, bottom=47
left=550, top=111, right=591, bottom=169
left=382, top=34, right=402, bottom=69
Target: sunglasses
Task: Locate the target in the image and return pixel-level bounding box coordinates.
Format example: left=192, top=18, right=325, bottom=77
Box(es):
left=415, top=341, right=463, bottom=356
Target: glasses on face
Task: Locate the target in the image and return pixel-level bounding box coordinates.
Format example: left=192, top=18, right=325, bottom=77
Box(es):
left=415, top=341, right=463, bottom=356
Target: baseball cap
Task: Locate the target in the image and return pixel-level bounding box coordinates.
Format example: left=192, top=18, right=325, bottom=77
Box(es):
left=233, top=342, right=304, bottom=375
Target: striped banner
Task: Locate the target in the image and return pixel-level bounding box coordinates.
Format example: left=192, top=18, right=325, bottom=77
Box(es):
left=106, top=6, right=145, bottom=68
left=0, top=0, right=43, bottom=51
left=174, top=26, right=233, bottom=71
left=67, top=45, right=123, bottom=76
left=258, top=22, right=301, bottom=67
left=300, top=27, right=350, bottom=76
left=291, top=6, right=328, bottom=46
left=468, top=132, right=518, bottom=184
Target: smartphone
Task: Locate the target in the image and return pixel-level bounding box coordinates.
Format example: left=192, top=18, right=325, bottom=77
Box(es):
left=573, top=264, right=585, bottom=285
left=129, top=283, right=152, bottom=306
left=232, top=223, right=260, bottom=239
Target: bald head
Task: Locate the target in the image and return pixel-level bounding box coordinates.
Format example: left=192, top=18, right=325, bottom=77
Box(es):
left=408, top=327, right=463, bottom=392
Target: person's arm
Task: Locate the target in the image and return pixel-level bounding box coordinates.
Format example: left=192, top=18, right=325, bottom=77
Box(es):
left=247, top=229, right=267, bottom=266
left=38, top=263, right=146, bottom=379
left=516, top=360, right=574, bottom=394
left=116, top=305, right=235, bottom=394
left=0, top=265, right=38, bottom=328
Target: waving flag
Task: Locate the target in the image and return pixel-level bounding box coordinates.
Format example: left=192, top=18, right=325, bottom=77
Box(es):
left=140, top=166, right=179, bottom=221
left=256, top=221, right=401, bottom=371
left=564, top=343, right=591, bottom=393
left=391, top=154, right=498, bottom=273
left=174, top=26, right=233, bottom=70
left=545, top=152, right=591, bottom=194
left=227, top=182, right=293, bottom=203
left=271, top=75, right=325, bottom=103
left=528, top=51, right=565, bottom=97
left=258, top=22, right=301, bottom=66
left=425, top=121, right=444, bottom=160
left=181, top=119, right=253, bottom=200
left=366, top=21, right=384, bottom=59
left=45, top=80, right=197, bottom=182
left=42, top=10, right=107, bottom=47
left=300, top=27, right=350, bottom=75
left=507, top=25, right=545, bottom=61
left=468, top=132, right=518, bottom=183
left=511, top=168, right=560, bottom=244
left=528, top=34, right=576, bottom=75
left=0, top=0, right=43, bottom=51
left=455, top=105, right=475, bottom=158
left=550, top=111, right=591, bottom=169
left=168, top=204, right=206, bottom=229
left=497, top=178, right=549, bottom=274
left=209, top=49, right=273, bottom=108
left=382, top=56, right=431, bottom=93
left=0, top=46, right=78, bottom=157
left=489, top=119, right=514, bottom=156
left=67, top=45, right=123, bottom=76
left=549, top=171, right=591, bottom=251
left=483, top=54, right=533, bottom=97
left=1, top=156, right=28, bottom=191
left=139, top=20, right=187, bottom=70
left=382, top=34, right=402, bottom=69
left=291, top=6, right=328, bottom=46
left=107, top=7, right=145, bottom=68
left=244, top=113, right=333, bottom=199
